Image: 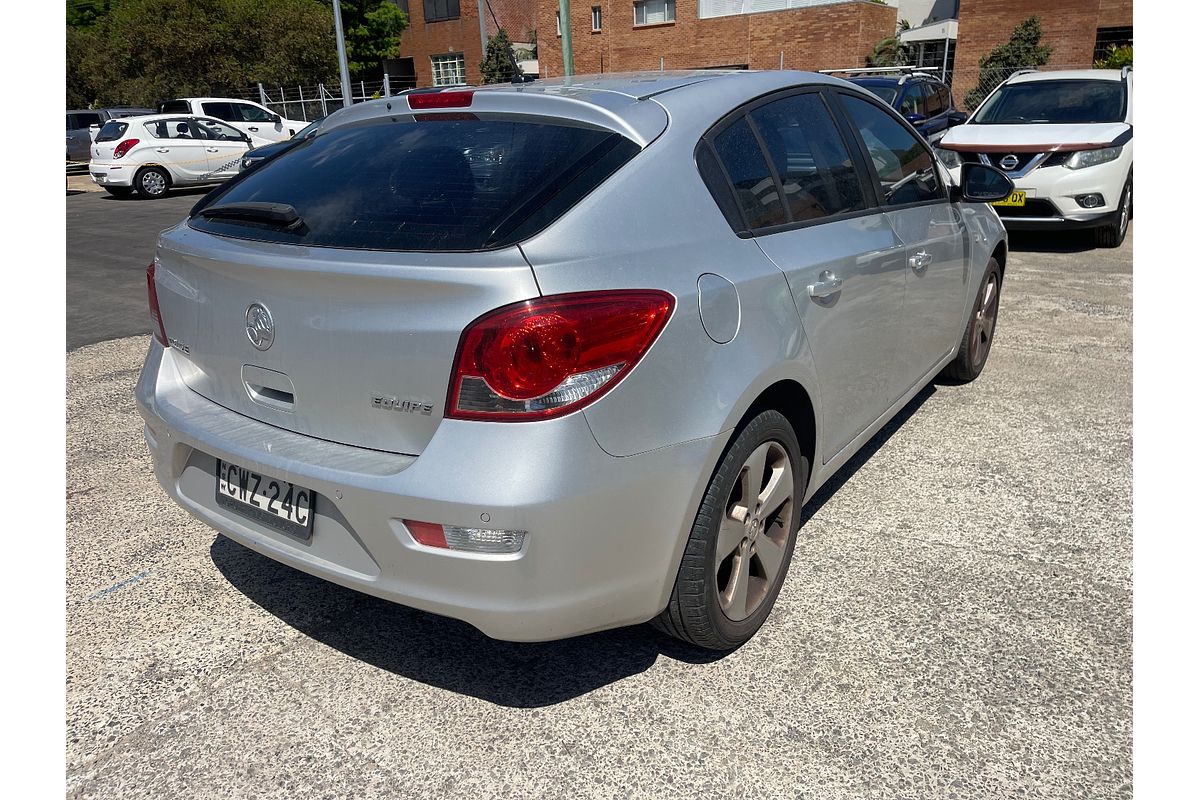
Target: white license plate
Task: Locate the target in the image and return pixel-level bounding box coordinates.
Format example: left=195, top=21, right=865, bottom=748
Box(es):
left=215, top=460, right=314, bottom=539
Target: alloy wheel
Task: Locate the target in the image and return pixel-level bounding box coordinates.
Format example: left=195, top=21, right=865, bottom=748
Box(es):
left=715, top=441, right=794, bottom=621
left=971, top=274, right=999, bottom=370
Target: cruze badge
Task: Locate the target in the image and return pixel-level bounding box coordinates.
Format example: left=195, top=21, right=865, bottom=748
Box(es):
left=999, top=154, right=1020, bottom=171
left=245, top=303, right=275, bottom=351
left=372, top=395, right=434, bottom=416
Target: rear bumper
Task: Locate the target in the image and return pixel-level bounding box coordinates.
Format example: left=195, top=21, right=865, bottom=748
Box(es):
left=89, top=162, right=133, bottom=187
left=135, top=342, right=718, bottom=642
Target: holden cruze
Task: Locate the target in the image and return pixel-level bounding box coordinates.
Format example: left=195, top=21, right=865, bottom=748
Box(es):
left=137, top=72, right=1012, bottom=650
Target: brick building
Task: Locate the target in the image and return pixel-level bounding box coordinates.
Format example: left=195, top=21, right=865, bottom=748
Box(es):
left=954, top=0, right=1132, bottom=100
left=536, top=0, right=896, bottom=77
left=389, top=0, right=539, bottom=88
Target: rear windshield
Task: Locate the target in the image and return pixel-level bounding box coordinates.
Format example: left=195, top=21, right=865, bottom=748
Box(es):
left=973, top=79, right=1126, bottom=124
left=95, top=121, right=128, bottom=143
left=158, top=100, right=191, bottom=114
left=189, top=115, right=640, bottom=251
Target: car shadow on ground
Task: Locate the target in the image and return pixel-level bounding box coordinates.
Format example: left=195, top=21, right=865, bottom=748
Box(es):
left=212, top=384, right=940, bottom=708
left=1006, top=229, right=1106, bottom=254
left=97, top=186, right=214, bottom=201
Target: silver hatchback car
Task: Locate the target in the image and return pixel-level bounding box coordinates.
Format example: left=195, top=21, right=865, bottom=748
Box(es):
left=137, top=72, right=1012, bottom=650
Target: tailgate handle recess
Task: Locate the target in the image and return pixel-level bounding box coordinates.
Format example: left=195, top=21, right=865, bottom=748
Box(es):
left=242, top=365, right=296, bottom=412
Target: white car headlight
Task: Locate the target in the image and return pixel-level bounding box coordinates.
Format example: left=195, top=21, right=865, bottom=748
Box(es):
left=935, top=147, right=962, bottom=169
left=1065, top=145, right=1122, bottom=170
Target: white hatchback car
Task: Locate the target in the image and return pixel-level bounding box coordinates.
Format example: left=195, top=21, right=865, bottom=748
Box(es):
left=937, top=68, right=1132, bottom=247
left=90, top=114, right=270, bottom=199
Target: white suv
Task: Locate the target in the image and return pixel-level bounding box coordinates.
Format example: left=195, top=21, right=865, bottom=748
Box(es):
left=158, top=98, right=307, bottom=143
left=937, top=68, right=1132, bottom=247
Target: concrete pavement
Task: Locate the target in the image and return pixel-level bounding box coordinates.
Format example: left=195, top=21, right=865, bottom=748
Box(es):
left=66, top=231, right=1132, bottom=798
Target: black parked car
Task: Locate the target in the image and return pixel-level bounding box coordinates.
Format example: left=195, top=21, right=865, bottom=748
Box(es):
left=845, top=71, right=966, bottom=142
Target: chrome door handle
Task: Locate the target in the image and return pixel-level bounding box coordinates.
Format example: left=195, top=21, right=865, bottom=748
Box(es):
left=909, top=250, right=933, bottom=271
left=155, top=147, right=170, bottom=153
left=807, top=271, right=843, bottom=299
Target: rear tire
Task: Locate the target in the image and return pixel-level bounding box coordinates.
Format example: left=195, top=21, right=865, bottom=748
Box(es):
left=134, top=167, right=170, bottom=199
left=103, top=186, right=133, bottom=198
left=940, top=258, right=1002, bottom=384
left=1096, top=178, right=1131, bottom=248
left=653, top=410, right=808, bottom=651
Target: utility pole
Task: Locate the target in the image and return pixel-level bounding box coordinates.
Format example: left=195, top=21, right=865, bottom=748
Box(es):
left=559, top=0, right=574, bottom=77
left=478, top=0, right=488, bottom=67
left=332, top=0, right=353, bottom=108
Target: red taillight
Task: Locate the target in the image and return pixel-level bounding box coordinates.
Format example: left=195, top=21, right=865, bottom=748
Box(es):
left=408, top=90, right=475, bottom=109
left=113, top=138, right=139, bottom=159
left=146, top=261, right=168, bottom=346
left=447, top=290, right=675, bottom=421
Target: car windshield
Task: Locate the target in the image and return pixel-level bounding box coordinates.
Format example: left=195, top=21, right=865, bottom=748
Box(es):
left=189, top=115, right=640, bottom=251
left=857, top=84, right=898, bottom=105
left=95, top=121, right=128, bottom=143
left=973, top=79, right=1126, bottom=124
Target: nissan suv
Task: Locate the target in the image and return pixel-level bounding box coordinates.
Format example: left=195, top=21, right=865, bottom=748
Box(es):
left=937, top=68, right=1133, bottom=247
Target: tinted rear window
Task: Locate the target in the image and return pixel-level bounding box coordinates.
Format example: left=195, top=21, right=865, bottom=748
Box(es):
left=189, top=115, right=640, bottom=251
left=158, top=100, right=191, bottom=114
left=95, top=121, right=128, bottom=142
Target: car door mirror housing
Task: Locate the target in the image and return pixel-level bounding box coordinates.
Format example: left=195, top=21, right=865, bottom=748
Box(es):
left=904, top=112, right=928, bottom=124
left=947, top=111, right=968, bottom=128
left=954, top=162, right=1015, bottom=203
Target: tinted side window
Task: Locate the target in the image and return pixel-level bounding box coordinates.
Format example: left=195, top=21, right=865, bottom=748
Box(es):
left=711, top=117, right=786, bottom=229
left=159, top=100, right=192, bottom=114
left=748, top=93, right=866, bottom=223
left=899, top=85, right=924, bottom=117
left=66, top=114, right=78, bottom=131
left=924, top=84, right=947, bottom=116
left=842, top=95, right=942, bottom=206
left=235, top=103, right=275, bottom=123
left=77, top=112, right=103, bottom=128
left=201, top=102, right=238, bottom=122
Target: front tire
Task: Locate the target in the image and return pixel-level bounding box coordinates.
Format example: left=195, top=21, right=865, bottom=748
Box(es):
left=134, top=167, right=170, bottom=199
left=940, top=258, right=1002, bottom=384
left=1096, top=178, right=1131, bottom=248
left=654, top=410, right=808, bottom=650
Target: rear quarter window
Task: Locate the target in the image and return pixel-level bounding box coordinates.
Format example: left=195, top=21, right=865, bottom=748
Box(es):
left=95, top=121, right=128, bottom=143
left=189, top=115, right=640, bottom=251
left=158, top=100, right=191, bottom=114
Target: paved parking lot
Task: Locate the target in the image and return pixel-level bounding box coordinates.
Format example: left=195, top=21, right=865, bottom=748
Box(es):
left=66, top=208, right=1132, bottom=798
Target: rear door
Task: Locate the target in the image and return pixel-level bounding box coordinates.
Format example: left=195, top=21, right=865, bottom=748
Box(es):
left=835, top=91, right=968, bottom=389
left=139, top=118, right=212, bottom=182
left=707, top=89, right=909, bottom=463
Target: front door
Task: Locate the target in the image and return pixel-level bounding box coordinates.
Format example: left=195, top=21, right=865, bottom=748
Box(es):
left=195, top=118, right=251, bottom=179
left=836, top=92, right=969, bottom=392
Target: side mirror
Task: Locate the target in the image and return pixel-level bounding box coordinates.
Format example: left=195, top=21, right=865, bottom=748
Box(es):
left=953, top=163, right=1015, bottom=203
left=904, top=112, right=928, bottom=124
left=271, top=113, right=281, bottom=124
left=947, top=111, right=968, bottom=128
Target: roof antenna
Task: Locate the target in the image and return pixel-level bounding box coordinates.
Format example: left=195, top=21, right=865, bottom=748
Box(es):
left=482, top=0, right=528, bottom=83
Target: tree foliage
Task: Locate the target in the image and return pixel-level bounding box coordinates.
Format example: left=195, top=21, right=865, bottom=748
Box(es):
left=321, top=0, right=408, bottom=75
left=66, top=0, right=408, bottom=108
left=866, top=19, right=913, bottom=68
left=965, top=16, right=1053, bottom=108
left=480, top=28, right=516, bottom=85
left=1095, top=44, right=1132, bottom=69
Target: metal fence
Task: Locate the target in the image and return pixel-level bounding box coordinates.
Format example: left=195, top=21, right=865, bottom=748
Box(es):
left=228, top=74, right=417, bottom=122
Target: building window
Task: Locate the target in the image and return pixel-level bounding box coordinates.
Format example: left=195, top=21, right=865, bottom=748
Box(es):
left=556, top=10, right=561, bottom=36
left=1094, top=26, right=1133, bottom=62
left=634, top=0, right=675, bottom=26
left=592, top=6, right=602, bottom=31
left=431, top=53, right=466, bottom=86
left=423, top=0, right=459, bottom=23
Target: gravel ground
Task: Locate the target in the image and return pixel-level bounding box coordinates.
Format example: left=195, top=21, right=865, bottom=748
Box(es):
left=66, top=230, right=1132, bottom=799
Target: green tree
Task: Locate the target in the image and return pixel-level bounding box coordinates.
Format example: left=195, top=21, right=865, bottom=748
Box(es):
left=965, top=16, right=1053, bottom=108
left=480, top=28, right=516, bottom=84
left=1095, top=44, right=1132, bottom=69
left=66, top=0, right=337, bottom=108
left=320, top=0, right=408, bottom=75
left=866, top=19, right=913, bottom=68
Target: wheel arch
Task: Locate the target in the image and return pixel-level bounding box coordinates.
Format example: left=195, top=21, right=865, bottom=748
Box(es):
left=730, top=378, right=817, bottom=481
